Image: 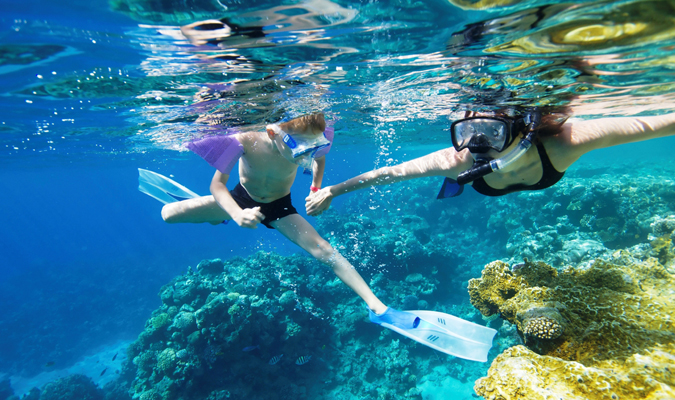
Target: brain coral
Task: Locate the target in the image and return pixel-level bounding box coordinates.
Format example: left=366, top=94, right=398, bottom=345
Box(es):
left=522, top=316, right=563, bottom=340
left=469, top=243, right=675, bottom=400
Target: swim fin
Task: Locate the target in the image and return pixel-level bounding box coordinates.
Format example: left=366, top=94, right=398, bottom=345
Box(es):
left=370, top=308, right=497, bottom=362
left=138, top=168, right=200, bottom=204
left=436, top=177, right=464, bottom=199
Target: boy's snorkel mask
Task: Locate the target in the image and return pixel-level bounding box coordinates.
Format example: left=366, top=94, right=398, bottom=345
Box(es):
left=267, top=123, right=332, bottom=170
left=451, top=109, right=542, bottom=185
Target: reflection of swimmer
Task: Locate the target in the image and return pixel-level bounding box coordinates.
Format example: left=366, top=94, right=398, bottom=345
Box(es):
left=180, top=18, right=264, bottom=46
left=179, top=0, right=357, bottom=50
left=306, top=106, right=675, bottom=214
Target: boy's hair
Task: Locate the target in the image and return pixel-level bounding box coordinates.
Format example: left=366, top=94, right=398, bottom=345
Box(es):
left=280, top=113, right=326, bottom=135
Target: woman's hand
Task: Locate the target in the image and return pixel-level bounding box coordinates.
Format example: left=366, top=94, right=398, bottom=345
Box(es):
left=233, top=207, right=265, bottom=228
left=305, top=188, right=333, bottom=216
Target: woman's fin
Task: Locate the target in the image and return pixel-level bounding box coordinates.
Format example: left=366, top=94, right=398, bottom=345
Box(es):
left=437, top=177, right=464, bottom=199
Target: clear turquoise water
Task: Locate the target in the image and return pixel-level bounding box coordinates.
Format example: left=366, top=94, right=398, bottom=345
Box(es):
left=2, top=0, right=675, bottom=397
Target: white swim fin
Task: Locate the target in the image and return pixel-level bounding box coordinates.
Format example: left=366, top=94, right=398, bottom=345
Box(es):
left=138, top=168, right=200, bottom=204
left=372, top=308, right=497, bottom=362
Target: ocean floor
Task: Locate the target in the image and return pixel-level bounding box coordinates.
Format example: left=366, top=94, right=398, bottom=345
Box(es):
left=8, top=340, right=130, bottom=397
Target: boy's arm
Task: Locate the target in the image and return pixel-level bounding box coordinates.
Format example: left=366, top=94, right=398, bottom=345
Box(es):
left=210, top=171, right=264, bottom=229
left=310, top=157, right=326, bottom=192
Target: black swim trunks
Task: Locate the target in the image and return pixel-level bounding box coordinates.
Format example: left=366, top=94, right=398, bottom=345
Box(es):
left=230, top=183, right=297, bottom=229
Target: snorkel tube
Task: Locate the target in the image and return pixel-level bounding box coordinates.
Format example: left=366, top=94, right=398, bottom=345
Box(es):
left=457, top=109, right=541, bottom=186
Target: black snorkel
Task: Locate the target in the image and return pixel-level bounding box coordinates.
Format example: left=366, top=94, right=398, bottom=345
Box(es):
left=456, top=109, right=541, bottom=186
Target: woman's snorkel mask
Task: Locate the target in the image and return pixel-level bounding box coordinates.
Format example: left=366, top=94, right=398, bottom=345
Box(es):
left=267, top=123, right=332, bottom=170
left=451, top=109, right=542, bottom=185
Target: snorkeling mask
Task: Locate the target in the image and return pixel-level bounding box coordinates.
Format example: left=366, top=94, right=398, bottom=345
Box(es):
left=451, top=116, right=526, bottom=154
left=267, top=123, right=331, bottom=170
left=453, top=110, right=541, bottom=185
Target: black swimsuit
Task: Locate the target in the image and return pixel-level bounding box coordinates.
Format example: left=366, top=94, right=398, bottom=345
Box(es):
left=230, top=183, right=297, bottom=229
left=470, top=141, right=565, bottom=196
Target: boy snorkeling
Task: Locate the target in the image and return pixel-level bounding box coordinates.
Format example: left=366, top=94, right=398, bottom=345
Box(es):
left=160, top=113, right=388, bottom=315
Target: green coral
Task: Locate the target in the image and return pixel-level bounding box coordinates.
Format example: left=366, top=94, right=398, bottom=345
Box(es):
left=149, top=313, right=171, bottom=332
left=156, top=348, right=177, bottom=376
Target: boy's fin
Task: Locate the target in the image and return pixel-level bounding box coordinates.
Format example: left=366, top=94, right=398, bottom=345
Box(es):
left=138, top=168, right=200, bottom=204
left=370, top=308, right=497, bottom=362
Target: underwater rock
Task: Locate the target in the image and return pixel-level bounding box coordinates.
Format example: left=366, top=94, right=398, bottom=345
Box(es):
left=0, top=378, right=14, bottom=399
left=470, top=242, right=675, bottom=399
left=196, top=258, right=225, bottom=276
left=40, top=374, right=104, bottom=400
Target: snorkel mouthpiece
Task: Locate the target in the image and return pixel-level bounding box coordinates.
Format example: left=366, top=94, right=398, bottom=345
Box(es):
left=457, top=159, right=496, bottom=185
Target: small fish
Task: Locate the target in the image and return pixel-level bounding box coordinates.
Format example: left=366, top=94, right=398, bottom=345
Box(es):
left=112, top=352, right=118, bottom=361
left=100, top=368, right=107, bottom=376
left=45, top=361, right=55, bottom=367
left=268, top=354, right=283, bottom=365
left=242, top=345, right=260, bottom=352
left=295, top=355, right=311, bottom=365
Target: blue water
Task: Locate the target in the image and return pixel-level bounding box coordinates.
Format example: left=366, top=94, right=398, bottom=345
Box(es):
left=2, top=0, right=675, bottom=397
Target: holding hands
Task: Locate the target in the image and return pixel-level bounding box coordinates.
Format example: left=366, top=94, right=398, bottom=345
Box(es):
left=234, top=206, right=265, bottom=229
left=306, top=188, right=334, bottom=216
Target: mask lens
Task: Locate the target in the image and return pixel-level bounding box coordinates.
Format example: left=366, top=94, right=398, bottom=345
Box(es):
left=452, top=118, right=509, bottom=151
left=286, top=133, right=330, bottom=159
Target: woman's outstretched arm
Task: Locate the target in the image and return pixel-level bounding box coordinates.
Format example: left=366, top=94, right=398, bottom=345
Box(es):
left=546, top=113, right=675, bottom=171
left=306, top=147, right=472, bottom=215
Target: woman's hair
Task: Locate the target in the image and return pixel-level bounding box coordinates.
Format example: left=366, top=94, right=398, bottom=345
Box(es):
left=280, top=113, right=326, bottom=134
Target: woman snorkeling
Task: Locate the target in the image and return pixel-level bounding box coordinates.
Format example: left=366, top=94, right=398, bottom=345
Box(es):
left=305, top=107, right=675, bottom=214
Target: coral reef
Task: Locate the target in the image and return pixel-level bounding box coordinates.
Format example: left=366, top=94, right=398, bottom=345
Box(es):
left=121, top=252, right=492, bottom=400
left=40, top=374, right=104, bottom=400
left=469, top=240, right=675, bottom=399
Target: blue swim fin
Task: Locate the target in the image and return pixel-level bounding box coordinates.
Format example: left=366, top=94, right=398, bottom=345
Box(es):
left=138, top=168, right=200, bottom=204
left=370, top=308, right=497, bottom=362
left=437, top=177, right=464, bottom=199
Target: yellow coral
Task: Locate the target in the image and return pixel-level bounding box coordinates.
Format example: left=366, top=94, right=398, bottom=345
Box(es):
left=470, top=247, right=675, bottom=400
left=475, top=344, right=675, bottom=400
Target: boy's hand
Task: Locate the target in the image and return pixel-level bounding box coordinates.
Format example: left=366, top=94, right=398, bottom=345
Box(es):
left=305, top=188, right=333, bottom=216
left=234, top=207, right=265, bottom=229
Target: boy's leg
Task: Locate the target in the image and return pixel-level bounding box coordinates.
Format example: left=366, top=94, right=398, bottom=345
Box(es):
left=270, top=214, right=387, bottom=314
left=161, top=195, right=231, bottom=224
